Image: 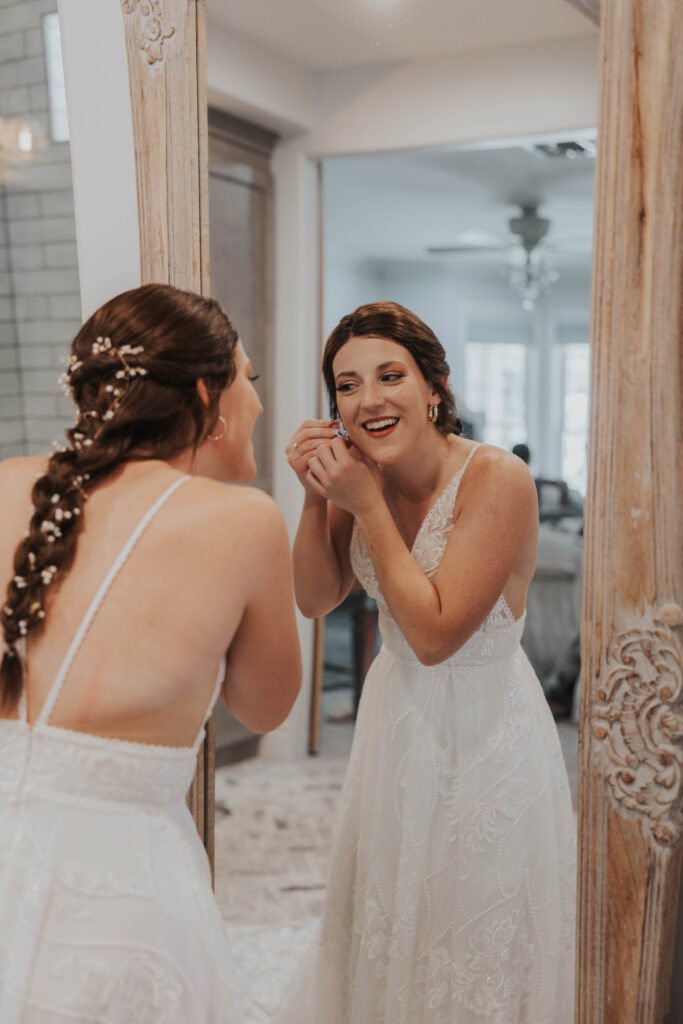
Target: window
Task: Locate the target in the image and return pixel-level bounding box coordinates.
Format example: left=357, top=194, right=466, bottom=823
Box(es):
left=43, top=13, right=69, bottom=143
left=464, top=343, right=527, bottom=453
left=559, top=342, right=590, bottom=494
left=463, top=322, right=590, bottom=496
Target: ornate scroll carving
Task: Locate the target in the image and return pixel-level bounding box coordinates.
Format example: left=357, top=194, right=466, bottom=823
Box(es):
left=121, top=0, right=175, bottom=65
left=594, top=610, right=683, bottom=846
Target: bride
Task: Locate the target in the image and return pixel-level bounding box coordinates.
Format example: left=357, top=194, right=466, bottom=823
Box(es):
left=282, top=301, right=575, bottom=1023
left=0, top=283, right=301, bottom=1023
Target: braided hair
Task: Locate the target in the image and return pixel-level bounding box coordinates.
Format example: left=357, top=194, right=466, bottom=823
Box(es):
left=0, top=283, right=238, bottom=712
left=322, top=301, right=463, bottom=438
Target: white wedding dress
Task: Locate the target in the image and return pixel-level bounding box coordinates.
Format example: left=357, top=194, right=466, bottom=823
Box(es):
left=0, top=477, right=244, bottom=1023
left=280, top=447, right=576, bottom=1024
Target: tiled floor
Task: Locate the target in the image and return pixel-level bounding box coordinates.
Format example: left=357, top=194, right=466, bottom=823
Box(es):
left=215, top=716, right=579, bottom=1021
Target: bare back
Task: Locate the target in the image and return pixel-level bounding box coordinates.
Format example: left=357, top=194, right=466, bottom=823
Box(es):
left=0, top=456, right=300, bottom=745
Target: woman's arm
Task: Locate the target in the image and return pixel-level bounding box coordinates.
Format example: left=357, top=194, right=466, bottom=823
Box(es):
left=292, top=495, right=355, bottom=617
left=286, top=419, right=356, bottom=618
left=219, top=492, right=302, bottom=733
left=308, top=443, right=537, bottom=666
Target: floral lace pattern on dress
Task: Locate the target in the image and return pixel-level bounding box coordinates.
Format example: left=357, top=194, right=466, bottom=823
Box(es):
left=278, top=450, right=577, bottom=1024
left=350, top=465, right=521, bottom=670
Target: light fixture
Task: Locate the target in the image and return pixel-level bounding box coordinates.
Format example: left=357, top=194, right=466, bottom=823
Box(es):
left=17, top=124, right=33, bottom=153
left=508, top=251, right=559, bottom=311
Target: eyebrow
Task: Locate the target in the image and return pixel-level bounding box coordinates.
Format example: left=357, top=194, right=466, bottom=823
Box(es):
left=335, top=360, right=406, bottom=381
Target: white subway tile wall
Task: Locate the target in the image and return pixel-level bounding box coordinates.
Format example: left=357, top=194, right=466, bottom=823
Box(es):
left=0, top=0, right=79, bottom=461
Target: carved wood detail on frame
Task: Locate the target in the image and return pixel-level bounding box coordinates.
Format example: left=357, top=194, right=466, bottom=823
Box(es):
left=121, top=0, right=175, bottom=65
left=594, top=606, right=683, bottom=847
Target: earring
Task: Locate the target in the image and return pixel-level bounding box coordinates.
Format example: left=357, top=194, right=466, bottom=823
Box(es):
left=428, top=404, right=439, bottom=423
left=208, top=415, right=227, bottom=441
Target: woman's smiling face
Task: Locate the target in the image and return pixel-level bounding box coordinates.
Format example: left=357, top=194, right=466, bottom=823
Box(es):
left=332, top=335, right=440, bottom=463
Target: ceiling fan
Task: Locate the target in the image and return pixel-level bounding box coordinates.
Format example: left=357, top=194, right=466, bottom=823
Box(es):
left=426, top=204, right=589, bottom=310
left=426, top=204, right=586, bottom=259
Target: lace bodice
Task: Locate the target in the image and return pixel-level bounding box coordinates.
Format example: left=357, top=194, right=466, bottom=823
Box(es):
left=0, top=720, right=202, bottom=808
left=349, top=449, right=525, bottom=668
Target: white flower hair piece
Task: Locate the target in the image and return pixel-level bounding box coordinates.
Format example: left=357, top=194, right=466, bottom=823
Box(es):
left=59, top=337, right=148, bottom=448
left=40, top=520, right=62, bottom=541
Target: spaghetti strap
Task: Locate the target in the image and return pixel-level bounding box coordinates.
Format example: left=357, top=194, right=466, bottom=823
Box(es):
left=36, top=475, right=190, bottom=727
left=459, top=441, right=480, bottom=479
left=447, top=442, right=482, bottom=509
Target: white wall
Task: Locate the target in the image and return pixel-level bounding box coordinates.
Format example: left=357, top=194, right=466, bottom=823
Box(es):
left=58, top=0, right=139, bottom=321
left=207, top=27, right=599, bottom=759
left=312, top=35, right=598, bottom=157
left=0, top=0, right=84, bottom=460
left=206, top=22, right=317, bottom=138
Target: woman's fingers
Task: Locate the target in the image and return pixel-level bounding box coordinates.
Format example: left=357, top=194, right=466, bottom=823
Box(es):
left=286, top=440, right=336, bottom=477
left=287, top=421, right=338, bottom=451
left=286, top=421, right=341, bottom=495
left=305, top=474, right=329, bottom=500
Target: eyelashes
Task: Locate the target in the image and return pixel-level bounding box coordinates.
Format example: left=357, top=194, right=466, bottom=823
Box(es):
left=248, top=374, right=260, bottom=382
left=335, top=373, right=404, bottom=393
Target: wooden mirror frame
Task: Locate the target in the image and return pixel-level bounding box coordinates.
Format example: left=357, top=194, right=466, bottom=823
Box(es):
left=119, top=0, right=682, bottom=1016
left=569, top=1, right=683, bottom=1020
left=119, top=0, right=214, bottom=872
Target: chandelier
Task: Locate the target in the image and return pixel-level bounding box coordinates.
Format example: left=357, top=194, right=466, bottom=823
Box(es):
left=508, top=251, right=559, bottom=311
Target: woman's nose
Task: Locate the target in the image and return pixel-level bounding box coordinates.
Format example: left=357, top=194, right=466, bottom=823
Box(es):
left=360, top=381, right=383, bottom=409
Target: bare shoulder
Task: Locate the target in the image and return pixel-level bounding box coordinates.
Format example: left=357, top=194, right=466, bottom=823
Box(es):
left=0, top=454, right=48, bottom=485
left=459, top=445, right=537, bottom=515
left=181, top=477, right=286, bottom=540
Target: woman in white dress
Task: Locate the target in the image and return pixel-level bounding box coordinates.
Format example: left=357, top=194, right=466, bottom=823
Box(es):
left=0, top=283, right=301, bottom=1023
left=282, top=302, right=575, bottom=1023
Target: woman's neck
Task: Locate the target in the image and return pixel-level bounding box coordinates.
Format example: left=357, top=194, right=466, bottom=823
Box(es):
left=379, top=432, right=463, bottom=507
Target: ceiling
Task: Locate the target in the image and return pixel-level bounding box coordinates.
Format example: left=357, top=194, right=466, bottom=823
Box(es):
left=323, top=138, right=595, bottom=269
left=206, top=0, right=595, bottom=71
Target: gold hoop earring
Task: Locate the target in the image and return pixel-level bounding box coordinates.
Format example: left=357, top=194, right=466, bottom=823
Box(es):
left=428, top=404, right=439, bottom=423
left=208, top=415, right=227, bottom=441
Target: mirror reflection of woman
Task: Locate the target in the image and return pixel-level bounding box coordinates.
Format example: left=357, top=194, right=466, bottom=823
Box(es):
left=281, top=302, right=575, bottom=1023
left=0, top=284, right=301, bottom=1023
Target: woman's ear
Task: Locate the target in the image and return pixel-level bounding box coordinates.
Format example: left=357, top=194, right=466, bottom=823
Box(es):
left=196, top=378, right=210, bottom=408
left=430, top=375, right=448, bottom=404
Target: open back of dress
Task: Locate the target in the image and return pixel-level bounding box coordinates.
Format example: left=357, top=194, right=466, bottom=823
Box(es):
left=0, top=477, right=243, bottom=1023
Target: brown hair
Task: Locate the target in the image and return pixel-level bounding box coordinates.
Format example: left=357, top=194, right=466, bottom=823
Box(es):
left=0, top=282, right=238, bottom=711
left=322, top=301, right=462, bottom=437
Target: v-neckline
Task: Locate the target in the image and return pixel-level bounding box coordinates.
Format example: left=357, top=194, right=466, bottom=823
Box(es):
left=406, top=468, right=463, bottom=555
left=397, top=442, right=481, bottom=554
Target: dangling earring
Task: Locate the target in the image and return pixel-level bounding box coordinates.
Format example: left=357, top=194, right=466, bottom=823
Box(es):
left=428, top=404, right=439, bottom=423
left=208, top=415, right=227, bottom=441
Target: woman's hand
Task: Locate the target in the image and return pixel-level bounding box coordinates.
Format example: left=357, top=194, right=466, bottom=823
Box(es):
left=306, top=438, right=383, bottom=518
left=286, top=419, right=341, bottom=496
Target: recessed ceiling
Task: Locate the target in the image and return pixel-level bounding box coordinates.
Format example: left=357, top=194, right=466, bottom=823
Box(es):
left=323, top=140, right=595, bottom=268
left=207, top=0, right=595, bottom=71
